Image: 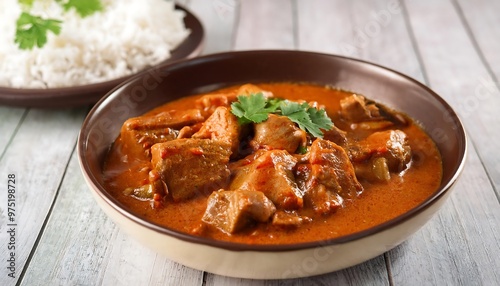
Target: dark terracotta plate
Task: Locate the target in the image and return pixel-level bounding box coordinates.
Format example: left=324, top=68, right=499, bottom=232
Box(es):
left=0, top=4, right=204, bottom=108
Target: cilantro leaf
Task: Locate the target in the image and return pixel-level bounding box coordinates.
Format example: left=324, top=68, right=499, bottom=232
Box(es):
left=280, top=101, right=325, bottom=138
left=61, top=0, right=103, bottom=17
left=230, top=93, right=277, bottom=125
left=15, top=12, right=62, bottom=50
left=230, top=93, right=334, bottom=138
left=266, top=97, right=284, bottom=111
left=307, top=106, right=334, bottom=131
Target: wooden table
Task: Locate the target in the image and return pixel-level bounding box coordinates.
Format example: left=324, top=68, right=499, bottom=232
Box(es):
left=1, top=0, right=500, bottom=285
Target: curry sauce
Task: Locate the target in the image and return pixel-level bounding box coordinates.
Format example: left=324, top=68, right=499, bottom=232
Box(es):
left=103, top=83, right=442, bottom=244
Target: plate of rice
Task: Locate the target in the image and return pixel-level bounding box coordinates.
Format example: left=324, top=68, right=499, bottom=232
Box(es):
left=0, top=0, right=204, bottom=108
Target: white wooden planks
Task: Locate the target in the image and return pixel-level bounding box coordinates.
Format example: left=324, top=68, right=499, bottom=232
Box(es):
left=183, top=0, right=239, bottom=54
left=453, top=0, right=500, bottom=194
left=233, top=0, right=295, bottom=50
left=0, top=108, right=27, bottom=158
left=0, top=108, right=87, bottom=286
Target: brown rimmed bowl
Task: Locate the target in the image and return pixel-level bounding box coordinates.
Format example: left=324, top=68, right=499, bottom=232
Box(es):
left=78, top=50, right=467, bottom=279
left=0, top=4, right=204, bottom=108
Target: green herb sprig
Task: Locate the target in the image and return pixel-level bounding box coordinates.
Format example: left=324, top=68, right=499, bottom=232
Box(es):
left=230, top=92, right=334, bottom=138
left=14, top=0, right=103, bottom=50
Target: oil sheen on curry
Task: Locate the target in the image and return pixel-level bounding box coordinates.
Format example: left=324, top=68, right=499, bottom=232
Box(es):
left=103, top=83, right=442, bottom=244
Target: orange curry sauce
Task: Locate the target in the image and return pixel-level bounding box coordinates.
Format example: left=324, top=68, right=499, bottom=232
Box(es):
left=103, top=83, right=442, bottom=244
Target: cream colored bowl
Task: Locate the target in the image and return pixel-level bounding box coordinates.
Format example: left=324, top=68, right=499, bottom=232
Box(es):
left=78, top=50, right=467, bottom=279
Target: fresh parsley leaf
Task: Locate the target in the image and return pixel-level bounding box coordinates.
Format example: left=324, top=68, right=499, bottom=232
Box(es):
left=15, top=12, right=62, bottom=50
left=231, top=92, right=277, bottom=125
left=61, top=0, right=103, bottom=17
left=230, top=93, right=334, bottom=138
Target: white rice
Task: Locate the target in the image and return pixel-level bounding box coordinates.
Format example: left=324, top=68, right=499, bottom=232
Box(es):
left=0, top=0, right=190, bottom=88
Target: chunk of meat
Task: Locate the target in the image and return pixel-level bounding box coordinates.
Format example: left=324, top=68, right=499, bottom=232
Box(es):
left=194, top=84, right=272, bottom=117
left=353, top=157, right=391, bottom=182
left=202, top=189, right=276, bottom=234
left=340, top=94, right=380, bottom=122
left=340, top=94, right=409, bottom=129
left=323, top=125, right=348, bottom=147
left=271, top=211, right=306, bottom=228
left=192, top=106, right=241, bottom=157
left=177, top=123, right=203, bottom=139
left=349, top=130, right=411, bottom=172
left=296, top=138, right=363, bottom=215
left=235, top=83, right=273, bottom=98
left=230, top=150, right=303, bottom=210
left=195, top=93, right=236, bottom=116
left=250, top=114, right=306, bottom=153
left=120, top=109, right=204, bottom=159
left=150, top=139, right=232, bottom=201
left=124, top=109, right=205, bottom=131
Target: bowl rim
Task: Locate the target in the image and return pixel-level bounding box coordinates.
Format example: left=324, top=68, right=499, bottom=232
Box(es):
left=0, top=3, right=204, bottom=108
left=79, top=50, right=468, bottom=252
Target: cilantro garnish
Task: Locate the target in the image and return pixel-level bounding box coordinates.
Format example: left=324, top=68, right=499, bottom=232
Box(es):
left=230, top=93, right=334, bottom=138
left=15, top=12, right=62, bottom=50
left=230, top=92, right=280, bottom=125
left=14, top=0, right=103, bottom=50
left=62, top=0, right=103, bottom=17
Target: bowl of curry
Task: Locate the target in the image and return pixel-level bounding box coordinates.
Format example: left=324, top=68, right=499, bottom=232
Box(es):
left=78, top=50, right=467, bottom=279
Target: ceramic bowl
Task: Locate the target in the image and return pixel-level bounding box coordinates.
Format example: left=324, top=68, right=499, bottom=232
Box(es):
left=78, top=50, right=467, bottom=279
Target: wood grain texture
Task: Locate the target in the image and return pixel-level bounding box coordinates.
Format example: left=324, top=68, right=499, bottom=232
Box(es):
left=296, top=0, right=424, bottom=81
left=184, top=0, right=239, bottom=54
left=0, top=107, right=26, bottom=158
left=206, top=256, right=389, bottom=286
left=453, top=0, right=500, bottom=193
left=455, top=0, right=500, bottom=79
left=0, top=108, right=87, bottom=286
left=233, top=0, right=295, bottom=50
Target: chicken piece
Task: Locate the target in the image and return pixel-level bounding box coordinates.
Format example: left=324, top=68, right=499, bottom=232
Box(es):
left=230, top=150, right=303, bottom=210
left=192, top=106, right=241, bottom=157
left=250, top=114, right=306, bottom=153
left=202, top=189, right=276, bottom=234
left=120, top=109, right=204, bottom=159
left=349, top=130, right=411, bottom=172
left=296, top=138, right=363, bottom=215
left=151, top=139, right=232, bottom=201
